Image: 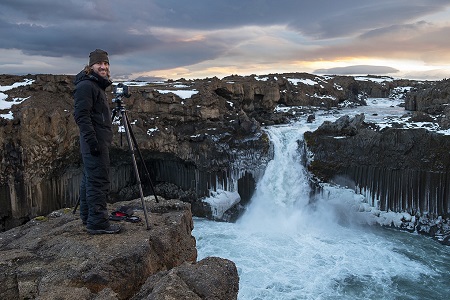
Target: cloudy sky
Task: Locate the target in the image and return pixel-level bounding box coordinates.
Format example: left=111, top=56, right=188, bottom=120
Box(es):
left=1, top=0, right=450, bottom=81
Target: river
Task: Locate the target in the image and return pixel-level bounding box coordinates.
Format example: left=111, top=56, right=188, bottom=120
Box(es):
left=192, top=98, right=450, bottom=300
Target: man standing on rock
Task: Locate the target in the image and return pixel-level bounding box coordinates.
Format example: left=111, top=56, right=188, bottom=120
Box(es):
left=73, top=49, right=120, bottom=234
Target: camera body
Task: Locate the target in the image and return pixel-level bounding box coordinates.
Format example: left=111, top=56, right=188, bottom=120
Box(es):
left=113, top=83, right=131, bottom=99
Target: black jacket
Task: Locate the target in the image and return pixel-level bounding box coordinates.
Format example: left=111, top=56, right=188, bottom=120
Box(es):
left=73, top=70, right=113, bottom=154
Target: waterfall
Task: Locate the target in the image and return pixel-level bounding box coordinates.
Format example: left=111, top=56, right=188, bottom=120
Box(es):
left=238, top=123, right=317, bottom=232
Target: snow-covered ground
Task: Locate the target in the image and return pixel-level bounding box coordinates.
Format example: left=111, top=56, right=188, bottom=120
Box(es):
left=0, top=78, right=34, bottom=119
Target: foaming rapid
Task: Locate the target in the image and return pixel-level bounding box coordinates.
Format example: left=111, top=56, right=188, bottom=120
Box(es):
left=193, top=103, right=450, bottom=299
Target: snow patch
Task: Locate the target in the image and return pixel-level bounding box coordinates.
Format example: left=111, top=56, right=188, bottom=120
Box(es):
left=354, top=76, right=393, bottom=83
left=156, top=89, right=198, bottom=99
left=255, top=76, right=269, bottom=81
left=288, top=78, right=318, bottom=86
left=147, top=127, right=158, bottom=135
left=0, top=79, right=34, bottom=119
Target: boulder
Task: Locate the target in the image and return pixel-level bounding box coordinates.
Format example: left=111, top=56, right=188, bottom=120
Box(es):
left=132, top=257, right=239, bottom=300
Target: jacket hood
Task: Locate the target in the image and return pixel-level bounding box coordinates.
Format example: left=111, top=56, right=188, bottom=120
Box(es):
left=74, top=70, right=112, bottom=90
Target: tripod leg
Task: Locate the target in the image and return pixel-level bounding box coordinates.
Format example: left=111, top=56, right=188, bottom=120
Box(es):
left=125, top=116, right=160, bottom=203
left=72, top=196, right=80, bottom=214
left=122, top=110, right=151, bottom=230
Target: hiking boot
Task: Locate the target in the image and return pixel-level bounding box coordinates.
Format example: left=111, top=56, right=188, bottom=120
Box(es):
left=87, top=224, right=121, bottom=235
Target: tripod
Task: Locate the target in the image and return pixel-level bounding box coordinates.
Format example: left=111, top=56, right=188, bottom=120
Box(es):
left=110, top=94, right=160, bottom=230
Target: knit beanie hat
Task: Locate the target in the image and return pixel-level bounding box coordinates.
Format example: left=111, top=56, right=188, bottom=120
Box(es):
left=89, top=49, right=109, bottom=66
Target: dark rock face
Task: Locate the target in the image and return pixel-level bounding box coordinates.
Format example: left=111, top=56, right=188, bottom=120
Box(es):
left=0, top=198, right=239, bottom=299
left=405, top=78, right=450, bottom=129
left=304, top=114, right=450, bottom=243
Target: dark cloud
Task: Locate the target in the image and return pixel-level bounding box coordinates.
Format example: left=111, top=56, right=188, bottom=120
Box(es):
left=0, top=0, right=449, bottom=78
left=3, top=0, right=449, bottom=54
left=0, top=21, right=156, bottom=59
left=314, top=65, right=399, bottom=75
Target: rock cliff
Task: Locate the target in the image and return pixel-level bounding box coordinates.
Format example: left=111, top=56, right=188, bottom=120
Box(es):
left=303, top=77, right=450, bottom=241
left=304, top=113, right=450, bottom=244
left=0, top=197, right=239, bottom=299
left=0, top=73, right=439, bottom=231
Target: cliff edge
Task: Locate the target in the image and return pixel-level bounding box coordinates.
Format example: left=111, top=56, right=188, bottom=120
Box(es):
left=0, top=197, right=239, bottom=299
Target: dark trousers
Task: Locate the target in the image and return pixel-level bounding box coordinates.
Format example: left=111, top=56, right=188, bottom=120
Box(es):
left=79, top=148, right=111, bottom=229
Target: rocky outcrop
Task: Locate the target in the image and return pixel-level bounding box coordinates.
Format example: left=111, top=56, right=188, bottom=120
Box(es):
left=0, top=197, right=239, bottom=299
left=304, top=114, right=450, bottom=243
left=132, top=256, right=239, bottom=300
left=405, top=78, right=450, bottom=129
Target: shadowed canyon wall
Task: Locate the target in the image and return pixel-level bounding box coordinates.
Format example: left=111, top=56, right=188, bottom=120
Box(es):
left=304, top=116, right=450, bottom=218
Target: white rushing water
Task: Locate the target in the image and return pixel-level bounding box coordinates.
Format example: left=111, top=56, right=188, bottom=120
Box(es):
left=193, top=99, right=450, bottom=300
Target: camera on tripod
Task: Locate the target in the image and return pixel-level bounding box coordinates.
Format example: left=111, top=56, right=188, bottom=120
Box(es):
left=113, top=83, right=131, bottom=102
left=109, top=81, right=158, bottom=230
